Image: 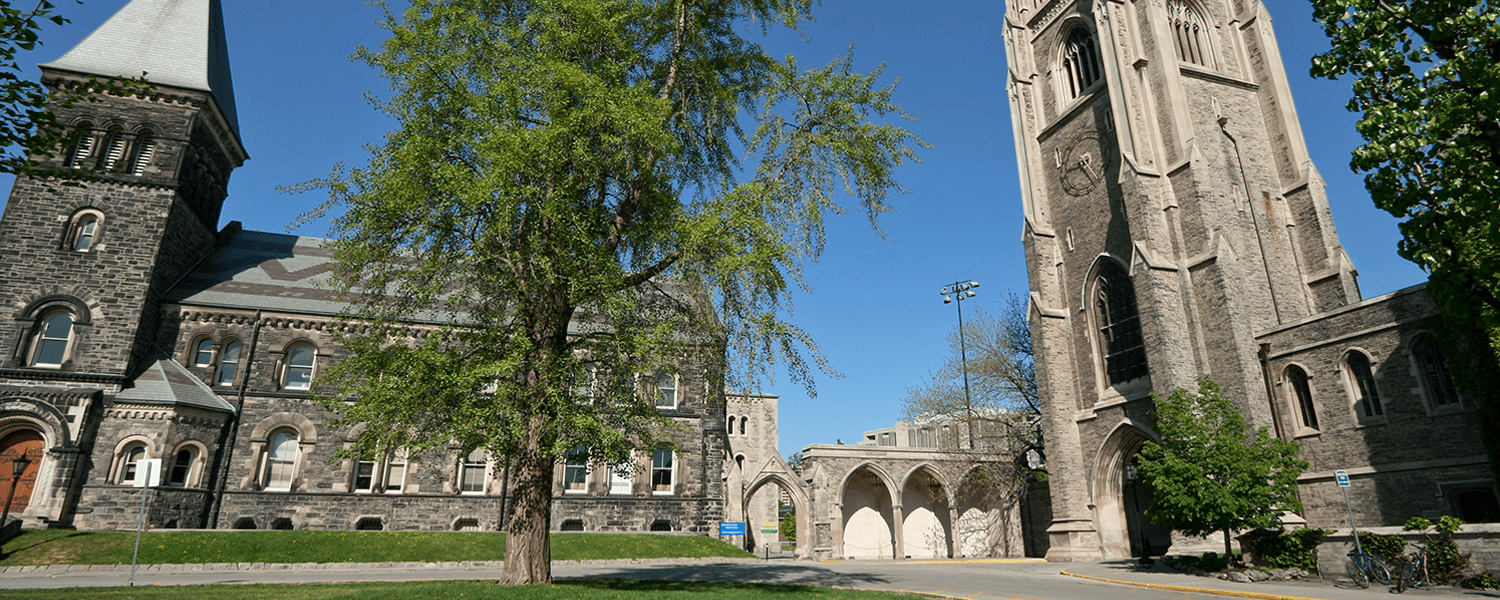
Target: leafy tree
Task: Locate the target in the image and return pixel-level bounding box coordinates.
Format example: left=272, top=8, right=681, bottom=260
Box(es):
left=0, top=0, right=75, bottom=176
left=302, top=0, right=923, bottom=585
left=1310, top=0, right=1500, bottom=479
left=1136, top=376, right=1307, bottom=569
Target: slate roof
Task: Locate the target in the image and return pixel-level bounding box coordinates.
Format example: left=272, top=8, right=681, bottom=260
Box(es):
left=165, top=228, right=355, bottom=317
left=41, top=0, right=240, bottom=136
left=116, top=350, right=234, bottom=413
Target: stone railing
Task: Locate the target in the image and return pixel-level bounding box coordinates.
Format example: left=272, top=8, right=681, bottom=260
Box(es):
left=1316, top=524, right=1500, bottom=576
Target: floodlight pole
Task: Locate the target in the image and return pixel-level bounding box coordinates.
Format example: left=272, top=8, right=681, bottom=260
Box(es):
left=941, top=280, right=979, bottom=450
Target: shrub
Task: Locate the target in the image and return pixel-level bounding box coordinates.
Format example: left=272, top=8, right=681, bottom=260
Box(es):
left=1460, top=572, right=1499, bottom=590
left=1353, top=531, right=1406, bottom=562
left=1244, top=528, right=1328, bottom=572
left=1404, top=516, right=1471, bottom=585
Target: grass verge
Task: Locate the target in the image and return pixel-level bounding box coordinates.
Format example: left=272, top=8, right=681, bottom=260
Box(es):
left=0, top=580, right=927, bottom=600
left=0, top=531, right=753, bottom=566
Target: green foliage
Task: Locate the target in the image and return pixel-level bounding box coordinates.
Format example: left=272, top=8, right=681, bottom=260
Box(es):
left=1404, top=515, right=1471, bottom=584
left=1461, top=572, right=1500, bottom=589
left=1243, top=528, right=1328, bottom=572
left=779, top=510, right=795, bottom=541
left=0, top=580, right=927, bottom=600
left=1137, top=376, right=1307, bottom=565
left=1310, top=0, right=1500, bottom=480
left=1353, top=531, right=1406, bottom=562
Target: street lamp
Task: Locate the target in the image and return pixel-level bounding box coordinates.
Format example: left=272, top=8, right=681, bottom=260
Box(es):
left=940, top=280, right=979, bottom=450
left=2, top=453, right=32, bottom=526
left=1123, top=458, right=1154, bottom=564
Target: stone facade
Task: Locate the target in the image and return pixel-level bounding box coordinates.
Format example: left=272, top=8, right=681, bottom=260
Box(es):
left=1001, top=0, right=1497, bottom=561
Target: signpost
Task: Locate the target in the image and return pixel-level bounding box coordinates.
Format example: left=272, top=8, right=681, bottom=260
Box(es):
left=719, top=521, right=746, bottom=536
left=1335, top=470, right=1364, bottom=556
left=128, top=460, right=160, bottom=587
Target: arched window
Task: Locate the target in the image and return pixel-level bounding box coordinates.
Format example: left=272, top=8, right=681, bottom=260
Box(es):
left=191, top=338, right=214, bottom=367
left=215, top=339, right=242, bottom=386
left=30, top=310, right=75, bottom=368
left=727, top=416, right=735, bottom=435
left=167, top=447, right=196, bottom=487
left=564, top=445, right=589, bottom=492
left=264, top=429, right=299, bottom=491
left=282, top=343, right=316, bottom=390
left=129, top=130, right=155, bottom=176
left=654, top=372, right=677, bottom=409
left=67, top=210, right=103, bottom=252
left=101, top=127, right=127, bottom=170
left=1345, top=351, right=1383, bottom=419
left=1167, top=0, right=1212, bottom=67
left=740, top=416, right=749, bottom=436
left=1284, top=365, right=1318, bottom=430
left=1412, top=336, right=1458, bottom=408
left=1092, top=261, right=1148, bottom=386
left=117, top=443, right=147, bottom=484
left=65, top=123, right=95, bottom=168
left=1061, top=27, right=1103, bottom=100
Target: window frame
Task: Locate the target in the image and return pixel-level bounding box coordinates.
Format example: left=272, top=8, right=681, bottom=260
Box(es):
left=1343, top=350, right=1385, bottom=424
left=66, top=210, right=105, bottom=253
left=1166, top=0, right=1215, bottom=68
left=1059, top=25, right=1104, bottom=102
left=654, top=372, right=678, bottom=409
left=1282, top=364, right=1320, bottom=434
left=115, top=442, right=149, bottom=485
left=28, top=309, right=76, bottom=368
left=166, top=445, right=200, bottom=487
left=1089, top=260, right=1149, bottom=389
left=64, top=122, right=95, bottom=168
left=263, top=428, right=300, bottom=491
left=1410, top=335, right=1461, bottom=414
left=459, top=450, right=488, bottom=495
left=128, top=129, right=156, bottom=176
left=608, top=456, right=634, bottom=495
left=650, top=447, right=675, bottom=495
left=563, top=445, right=590, bottom=493
left=215, top=338, right=243, bottom=387
left=281, top=342, right=318, bottom=391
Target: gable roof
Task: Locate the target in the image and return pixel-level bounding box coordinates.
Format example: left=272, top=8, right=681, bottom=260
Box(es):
left=165, top=227, right=356, bottom=317
left=41, top=0, right=240, bottom=136
left=116, top=350, right=234, bottom=413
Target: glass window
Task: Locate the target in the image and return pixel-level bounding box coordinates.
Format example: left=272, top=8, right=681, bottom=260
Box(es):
left=264, top=429, right=298, bottom=491
left=215, top=340, right=241, bottom=386
left=71, top=214, right=99, bottom=251
left=353, top=459, right=376, bottom=492
left=655, top=372, right=677, bottom=408
left=168, top=448, right=194, bottom=486
left=1062, top=27, right=1103, bottom=99
left=1094, top=262, right=1148, bottom=386
left=460, top=450, right=487, bottom=494
left=32, top=311, right=74, bottom=367
left=384, top=451, right=407, bottom=493
left=283, top=344, right=315, bottom=390
left=651, top=447, right=674, bottom=494
left=564, top=445, right=589, bottom=492
left=120, top=444, right=146, bottom=484
left=1413, top=337, right=1458, bottom=408
left=1285, top=365, right=1318, bottom=430
left=192, top=339, right=214, bottom=367
left=608, top=459, right=633, bottom=495
left=1167, top=0, right=1211, bottom=67
left=1346, top=352, right=1383, bottom=419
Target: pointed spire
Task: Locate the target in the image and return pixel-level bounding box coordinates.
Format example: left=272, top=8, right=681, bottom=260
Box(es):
left=41, top=0, right=240, bottom=136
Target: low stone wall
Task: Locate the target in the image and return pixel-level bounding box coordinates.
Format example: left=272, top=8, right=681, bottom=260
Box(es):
left=1316, top=524, right=1500, bottom=576
left=72, top=486, right=214, bottom=530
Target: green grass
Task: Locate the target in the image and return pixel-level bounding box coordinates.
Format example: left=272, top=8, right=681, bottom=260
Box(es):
left=0, top=580, right=928, bottom=600
left=0, top=531, right=753, bottom=566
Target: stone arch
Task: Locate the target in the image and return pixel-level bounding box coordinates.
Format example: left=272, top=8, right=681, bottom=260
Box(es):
left=249, top=412, right=318, bottom=444
left=744, top=467, right=811, bottom=558
left=951, top=461, right=1028, bottom=558
left=1091, top=421, right=1166, bottom=559
left=838, top=462, right=899, bottom=559
left=899, top=463, right=953, bottom=558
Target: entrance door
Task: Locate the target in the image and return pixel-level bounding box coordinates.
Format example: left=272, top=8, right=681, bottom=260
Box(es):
left=1122, top=455, right=1171, bottom=557
left=0, top=431, right=43, bottom=513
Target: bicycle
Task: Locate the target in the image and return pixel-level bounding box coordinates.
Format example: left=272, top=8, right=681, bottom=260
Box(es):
left=1396, top=540, right=1430, bottom=592
left=1347, top=547, right=1392, bottom=589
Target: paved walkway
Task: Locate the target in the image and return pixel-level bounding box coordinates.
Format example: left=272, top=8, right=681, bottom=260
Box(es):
left=1060, top=560, right=1486, bottom=600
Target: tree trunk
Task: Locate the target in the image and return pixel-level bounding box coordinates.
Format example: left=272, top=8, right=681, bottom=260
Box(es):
left=500, top=418, right=553, bottom=585
left=1223, top=527, right=1233, bottom=570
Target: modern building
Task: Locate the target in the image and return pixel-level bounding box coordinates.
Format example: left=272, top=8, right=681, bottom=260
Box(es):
left=0, top=0, right=730, bottom=534
left=1001, top=0, right=1497, bottom=561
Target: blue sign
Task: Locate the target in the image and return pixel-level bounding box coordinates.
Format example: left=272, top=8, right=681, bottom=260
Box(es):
left=1335, top=470, right=1351, bottom=487
left=719, top=521, right=746, bottom=536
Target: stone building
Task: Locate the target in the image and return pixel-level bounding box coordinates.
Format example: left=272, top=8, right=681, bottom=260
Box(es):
left=722, top=393, right=784, bottom=552
left=1001, top=0, right=1497, bottom=561
left=0, top=0, right=728, bottom=535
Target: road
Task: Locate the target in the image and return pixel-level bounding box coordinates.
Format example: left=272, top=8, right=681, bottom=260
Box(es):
left=0, top=558, right=1286, bottom=599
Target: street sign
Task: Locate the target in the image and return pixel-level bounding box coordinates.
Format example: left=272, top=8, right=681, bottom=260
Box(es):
left=1335, top=470, right=1351, bottom=487
left=760, top=522, right=778, bottom=534
left=133, top=460, right=160, bottom=488
left=719, top=522, right=745, bottom=536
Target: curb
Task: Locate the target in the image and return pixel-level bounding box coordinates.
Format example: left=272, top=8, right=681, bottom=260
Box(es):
left=1061, top=570, right=1329, bottom=600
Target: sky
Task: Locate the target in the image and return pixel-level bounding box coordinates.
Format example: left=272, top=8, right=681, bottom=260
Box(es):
left=3, top=0, right=1429, bottom=459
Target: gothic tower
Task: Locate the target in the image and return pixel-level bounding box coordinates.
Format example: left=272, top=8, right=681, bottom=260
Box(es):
left=0, top=0, right=244, bottom=525
left=1002, top=0, right=1360, bottom=559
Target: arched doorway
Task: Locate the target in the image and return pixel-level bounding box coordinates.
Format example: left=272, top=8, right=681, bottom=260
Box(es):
left=0, top=430, right=44, bottom=514
left=840, top=465, right=895, bottom=559
left=743, top=469, right=811, bottom=559
left=1093, top=424, right=1171, bottom=558
left=954, top=463, right=1026, bottom=558
left=900, top=467, right=951, bottom=559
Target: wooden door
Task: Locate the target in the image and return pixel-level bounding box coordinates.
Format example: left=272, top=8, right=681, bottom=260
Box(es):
left=0, top=431, right=44, bottom=513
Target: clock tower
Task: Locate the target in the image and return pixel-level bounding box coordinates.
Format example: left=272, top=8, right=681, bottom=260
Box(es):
left=1002, top=0, right=1360, bottom=559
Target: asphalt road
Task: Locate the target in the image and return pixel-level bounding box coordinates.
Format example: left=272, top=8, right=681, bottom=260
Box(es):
left=0, top=559, right=1262, bottom=599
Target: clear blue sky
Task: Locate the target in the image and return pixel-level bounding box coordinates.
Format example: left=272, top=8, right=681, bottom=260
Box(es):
left=6, top=1, right=1427, bottom=459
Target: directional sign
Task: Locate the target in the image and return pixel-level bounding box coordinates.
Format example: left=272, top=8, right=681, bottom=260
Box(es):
left=1334, top=470, right=1351, bottom=487
left=761, top=522, right=778, bottom=534
left=719, top=522, right=746, bottom=536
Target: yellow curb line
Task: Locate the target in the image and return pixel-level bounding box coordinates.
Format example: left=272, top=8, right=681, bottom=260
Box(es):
left=902, top=559, right=1048, bottom=565
left=1061, top=570, right=1328, bottom=600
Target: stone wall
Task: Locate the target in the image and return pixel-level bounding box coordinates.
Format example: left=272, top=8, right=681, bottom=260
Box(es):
left=1316, top=524, right=1500, bottom=576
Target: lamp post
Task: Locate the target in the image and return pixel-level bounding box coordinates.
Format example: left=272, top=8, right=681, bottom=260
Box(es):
left=941, top=280, right=978, bottom=450
left=2, top=453, right=32, bottom=526
left=1124, top=458, right=1154, bottom=564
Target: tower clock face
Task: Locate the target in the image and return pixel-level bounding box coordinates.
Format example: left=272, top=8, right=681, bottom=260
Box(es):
left=1059, top=131, right=1106, bottom=196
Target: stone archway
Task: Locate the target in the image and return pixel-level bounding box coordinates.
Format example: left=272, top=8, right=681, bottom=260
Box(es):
left=953, top=462, right=1025, bottom=558
left=742, top=454, right=812, bottom=559
left=839, top=464, right=897, bottom=559
left=1092, top=422, right=1170, bottom=558
left=899, top=465, right=951, bottom=559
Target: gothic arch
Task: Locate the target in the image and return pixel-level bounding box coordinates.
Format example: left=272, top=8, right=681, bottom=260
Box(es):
left=1091, top=421, right=1161, bottom=559
left=899, top=463, right=954, bottom=558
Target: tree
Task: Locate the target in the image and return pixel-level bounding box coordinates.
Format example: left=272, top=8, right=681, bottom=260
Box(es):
left=1136, top=376, right=1307, bottom=569
left=0, top=0, right=74, bottom=176
left=302, top=0, right=924, bottom=585
left=1310, top=0, right=1500, bottom=480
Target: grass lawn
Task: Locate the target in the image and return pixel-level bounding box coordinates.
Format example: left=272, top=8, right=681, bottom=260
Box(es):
left=0, top=531, right=753, bottom=566
left=0, top=580, right=929, bottom=600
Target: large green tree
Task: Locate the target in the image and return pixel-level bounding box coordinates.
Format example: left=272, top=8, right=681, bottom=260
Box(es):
left=1310, top=0, right=1500, bottom=479
left=304, top=0, right=923, bottom=585
left=0, top=0, right=78, bottom=176
left=1136, top=376, right=1306, bottom=568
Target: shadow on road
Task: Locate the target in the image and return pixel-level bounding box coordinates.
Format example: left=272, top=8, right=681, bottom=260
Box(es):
left=556, top=562, right=892, bottom=588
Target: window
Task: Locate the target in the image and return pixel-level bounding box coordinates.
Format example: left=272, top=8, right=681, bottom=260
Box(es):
left=101, top=127, right=127, bottom=170
left=190, top=338, right=214, bottom=367
left=1285, top=365, right=1319, bottom=430
left=1412, top=336, right=1459, bottom=409
left=234, top=517, right=256, bottom=530
left=649, top=519, right=673, bottom=532
left=564, top=445, right=589, bottom=492
left=264, top=429, right=298, bottom=491
left=1093, top=261, right=1148, bottom=386
left=560, top=519, right=585, bottom=532
left=65, top=123, right=94, bottom=168
left=740, top=416, right=748, bottom=436
left=353, top=458, right=376, bottom=492
left=355, top=517, right=384, bottom=531
left=454, top=518, right=481, bottom=531
left=1061, top=27, right=1103, bottom=99
left=283, top=343, right=316, bottom=390
left=1167, top=0, right=1212, bottom=67
left=384, top=450, right=408, bottom=493
left=460, top=449, right=487, bottom=494
left=129, top=130, right=155, bottom=176
left=271, top=518, right=294, bottom=530
left=727, top=416, right=735, bottom=435
left=608, top=456, right=633, bottom=495
left=215, top=339, right=242, bottom=386
left=30, top=310, right=74, bottom=367
left=1345, top=351, right=1384, bottom=419
left=655, top=372, right=677, bottom=409
left=67, top=211, right=102, bottom=252
left=575, top=365, right=597, bottom=399
left=651, top=447, right=674, bottom=494
left=167, top=448, right=195, bottom=486
left=118, top=443, right=147, bottom=484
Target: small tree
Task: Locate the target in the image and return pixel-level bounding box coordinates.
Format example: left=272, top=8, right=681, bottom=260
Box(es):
left=1137, top=376, right=1307, bottom=568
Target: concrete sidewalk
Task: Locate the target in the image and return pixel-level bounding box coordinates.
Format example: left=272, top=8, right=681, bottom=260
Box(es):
left=1061, top=560, right=1489, bottom=600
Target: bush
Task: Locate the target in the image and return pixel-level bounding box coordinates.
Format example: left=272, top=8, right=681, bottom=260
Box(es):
left=1244, top=528, right=1328, bottom=572
left=1404, top=516, right=1471, bottom=585
left=1353, top=531, right=1406, bottom=562
left=1461, top=572, right=1499, bottom=590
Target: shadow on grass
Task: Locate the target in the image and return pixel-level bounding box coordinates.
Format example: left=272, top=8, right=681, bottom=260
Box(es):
left=3, top=531, right=90, bottom=555
left=557, top=562, right=891, bottom=589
